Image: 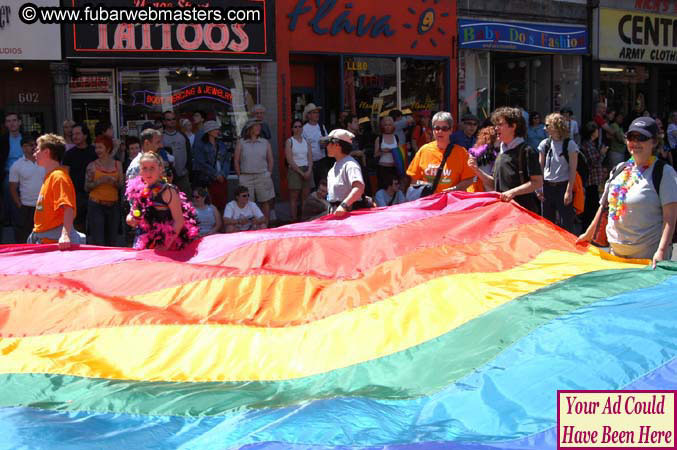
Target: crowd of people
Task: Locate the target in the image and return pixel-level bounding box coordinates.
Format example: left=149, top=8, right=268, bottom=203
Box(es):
left=1, top=103, right=675, bottom=265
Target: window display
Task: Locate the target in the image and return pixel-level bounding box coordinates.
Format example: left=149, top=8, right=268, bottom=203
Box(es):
left=400, top=58, right=445, bottom=115
left=458, top=50, right=490, bottom=121
left=119, top=65, right=261, bottom=142
left=343, top=57, right=397, bottom=125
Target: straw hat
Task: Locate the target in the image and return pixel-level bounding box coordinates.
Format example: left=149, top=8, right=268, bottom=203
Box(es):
left=302, top=103, right=322, bottom=121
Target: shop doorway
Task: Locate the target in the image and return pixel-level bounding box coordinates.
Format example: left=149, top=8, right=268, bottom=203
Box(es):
left=71, top=97, right=116, bottom=138
left=69, top=69, right=117, bottom=138
left=290, top=55, right=341, bottom=128
left=492, top=53, right=551, bottom=117
left=658, top=67, right=677, bottom=119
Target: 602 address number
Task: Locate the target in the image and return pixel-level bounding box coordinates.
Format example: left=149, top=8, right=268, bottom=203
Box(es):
left=18, top=92, right=39, bottom=104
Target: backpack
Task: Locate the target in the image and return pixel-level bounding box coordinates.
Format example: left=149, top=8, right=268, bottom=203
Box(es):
left=651, top=159, right=677, bottom=244
left=545, top=137, right=589, bottom=186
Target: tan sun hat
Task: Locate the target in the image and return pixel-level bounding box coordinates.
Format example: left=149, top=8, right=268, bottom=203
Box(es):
left=302, top=103, right=322, bottom=121
left=320, top=128, right=355, bottom=145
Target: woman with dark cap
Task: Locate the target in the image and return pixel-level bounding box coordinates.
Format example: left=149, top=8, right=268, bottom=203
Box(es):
left=578, top=117, right=677, bottom=267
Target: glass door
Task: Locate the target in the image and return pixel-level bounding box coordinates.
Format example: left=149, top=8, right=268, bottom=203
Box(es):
left=71, top=97, right=116, bottom=138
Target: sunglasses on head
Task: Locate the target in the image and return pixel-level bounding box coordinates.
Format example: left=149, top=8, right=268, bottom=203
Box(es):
left=433, top=126, right=450, bottom=132
left=625, top=133, right=651, bottom=142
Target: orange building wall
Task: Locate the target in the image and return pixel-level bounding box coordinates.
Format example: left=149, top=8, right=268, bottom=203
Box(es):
left=276, top=0, right=458, bottom=196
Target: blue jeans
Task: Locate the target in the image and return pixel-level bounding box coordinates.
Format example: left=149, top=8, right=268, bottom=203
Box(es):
left=87, top=199, right=120, bottom=246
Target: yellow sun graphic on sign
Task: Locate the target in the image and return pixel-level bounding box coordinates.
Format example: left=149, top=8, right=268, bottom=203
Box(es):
left=403, top=0, right=450, bottom=49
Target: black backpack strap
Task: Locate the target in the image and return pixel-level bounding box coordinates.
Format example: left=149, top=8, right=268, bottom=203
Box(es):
left=652, top=159, right=666, bottom=197
left=562, top=138, right=571, bottom=163
left=517, top=142, right=531, bottom=185
left=388, top=191, right=398, bottom=206
left=431, top=143, right=455, bottom=193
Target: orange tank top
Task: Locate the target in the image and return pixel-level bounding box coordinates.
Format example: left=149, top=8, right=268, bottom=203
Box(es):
left=89, top=163, right=120, bottom=203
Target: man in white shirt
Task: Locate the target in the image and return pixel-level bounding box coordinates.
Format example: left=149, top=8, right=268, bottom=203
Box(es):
left=223, top=185, right=266, bottom=232
left=8, top=135, right=46, bottom=243
left=302, top=103, right=330, bottom=187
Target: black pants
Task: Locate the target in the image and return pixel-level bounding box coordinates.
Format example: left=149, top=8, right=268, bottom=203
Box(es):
left=543, top=181, right=575, bottom=233
left=581, top=184, right=599, bottom=233
left=87, top=199, right=120, bottom=246
left=313, top=157, right=335, bottom=188
left=74, top=190, right=88, bottom=233
left=13, top=205, right=35, bottom=244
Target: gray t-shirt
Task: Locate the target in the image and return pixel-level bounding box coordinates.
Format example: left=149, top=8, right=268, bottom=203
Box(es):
left=602, top=161, right=677, bottom=259
left=538, top=138, right=579, bottom=182
left=163, top=131, right=188, bottom=176
left=327, top=156, right=364, bottom=203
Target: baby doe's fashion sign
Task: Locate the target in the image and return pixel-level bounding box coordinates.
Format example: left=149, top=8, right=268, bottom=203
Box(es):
left=558, top=390, right=676, bottom=448
left=458, top=19, right=588, bottom=54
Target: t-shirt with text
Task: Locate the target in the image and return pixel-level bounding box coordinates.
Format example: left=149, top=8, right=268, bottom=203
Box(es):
left=406, top=142, right=474, bottom=193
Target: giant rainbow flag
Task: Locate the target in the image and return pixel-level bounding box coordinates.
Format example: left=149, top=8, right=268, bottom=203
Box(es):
left=0, top=192, right=675, bottom=449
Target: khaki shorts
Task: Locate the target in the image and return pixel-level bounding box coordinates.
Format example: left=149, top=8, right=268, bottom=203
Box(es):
left=287, top=166, right=314, bottom=191
left=239, top=172, right=275, bottom=202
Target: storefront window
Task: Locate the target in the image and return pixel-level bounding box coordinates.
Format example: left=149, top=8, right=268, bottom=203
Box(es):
left=458, top=50, right=490, bottom=121
left=400, top=58, right=446, bottom=115
left=599, top=64, right=650, bottom=120
left=553, top=56, right=582, bottom=121
left=343, top=57, right=397, bottom=126
left=118, top=65, right=261, bottom=141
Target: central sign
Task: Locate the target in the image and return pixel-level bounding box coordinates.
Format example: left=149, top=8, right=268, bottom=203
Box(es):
left=597, top=7, right=677, bottom=64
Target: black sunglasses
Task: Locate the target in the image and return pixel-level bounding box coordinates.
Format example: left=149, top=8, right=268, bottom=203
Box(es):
left=433, top=126, right=450, bottom=131
left=239, top=193, right=249, bottom=198
left=625, top=133, right=651, bottom=142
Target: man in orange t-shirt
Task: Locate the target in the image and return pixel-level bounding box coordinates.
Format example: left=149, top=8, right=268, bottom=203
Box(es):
left=406, top=111, right=475, bottom=193
left=28, top=134, right=82, bottom=250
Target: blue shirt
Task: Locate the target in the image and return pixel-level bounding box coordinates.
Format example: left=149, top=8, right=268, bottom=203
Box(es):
left=6, top=135, right=22, bottom=171
left=527, top=124, right=547, bottom=150
left=450, top=130, right=476, bottom=150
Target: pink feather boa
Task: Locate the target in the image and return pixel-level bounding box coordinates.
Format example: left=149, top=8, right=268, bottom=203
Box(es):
left=125, top=177, right=199, bottom=250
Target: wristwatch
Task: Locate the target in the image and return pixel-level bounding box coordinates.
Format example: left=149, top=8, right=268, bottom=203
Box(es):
left=340, top=201, right=350, bottom=210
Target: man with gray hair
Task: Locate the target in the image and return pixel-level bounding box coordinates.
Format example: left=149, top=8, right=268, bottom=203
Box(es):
left=251, top=104, right=272, bottom=140
left=406, top=111, right=475, bottom=194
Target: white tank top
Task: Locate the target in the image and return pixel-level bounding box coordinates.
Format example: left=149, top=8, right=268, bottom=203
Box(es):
left=289, top=136, right=309, bottom=167
left=379, top=135, right=397, bottom=166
